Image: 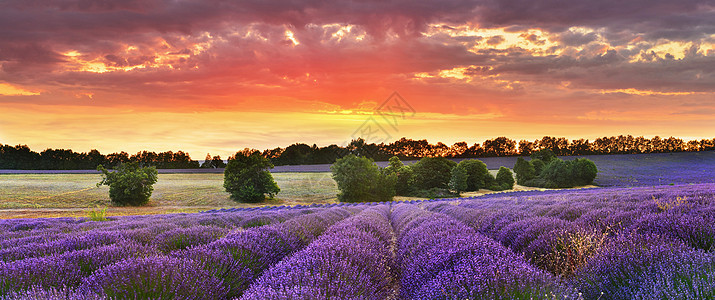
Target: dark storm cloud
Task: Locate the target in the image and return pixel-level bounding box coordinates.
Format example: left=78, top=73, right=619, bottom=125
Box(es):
left=0, top=0, right=714, bottom=110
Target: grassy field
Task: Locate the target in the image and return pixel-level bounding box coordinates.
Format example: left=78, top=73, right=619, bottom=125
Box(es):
left=0, top=170, right=564, bottom=219
left=0, top=173, right=341, bottom=219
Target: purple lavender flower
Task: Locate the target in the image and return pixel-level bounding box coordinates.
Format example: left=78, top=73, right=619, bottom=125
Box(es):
left=496, top=216, right=569, bottom=253
left=153, top=225, right=228, bottom=253
left=174, top=247, right=254, bottom=299
left=630, top=212, right=715, bottom=251
left=0, top=256, right=83, bottom=295
left=241, top=206, right=395, bottom=300
left=396, top=204, right=578, bottom=299
left=524, top=225, right=607, bottom=276
left=0, top=231, right=122, bottom=262
left=0, top=285, right=102, bottom=300
left=80, top=256, right=228, bottom=300
left=573, top=232, right=694, bottom=299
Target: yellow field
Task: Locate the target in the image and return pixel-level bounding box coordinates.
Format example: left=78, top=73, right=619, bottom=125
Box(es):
left=0, top=172, right=340, bottom=218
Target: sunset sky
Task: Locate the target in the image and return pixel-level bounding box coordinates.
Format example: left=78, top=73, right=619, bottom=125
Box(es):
left=1, top=0, right=714, bottom=159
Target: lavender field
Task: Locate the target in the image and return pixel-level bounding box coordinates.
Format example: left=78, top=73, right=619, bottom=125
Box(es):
left=1, top=179, right=715, bottom=299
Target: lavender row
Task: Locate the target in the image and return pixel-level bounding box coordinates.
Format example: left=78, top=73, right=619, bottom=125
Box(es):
left=0, top=207, right=354, bottom=298
left=0, top=209, right=310, bottom=262
left=426, top=184, right=715, bottom=299
left=392, top=204, right=578, bottom=299
left=241, top=205, right=395, bottom=299
left=175, top=206, right=357, bottom=298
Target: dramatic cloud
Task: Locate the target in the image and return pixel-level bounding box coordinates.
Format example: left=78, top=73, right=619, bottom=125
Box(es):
left=0, top=0, right=714, bottom=156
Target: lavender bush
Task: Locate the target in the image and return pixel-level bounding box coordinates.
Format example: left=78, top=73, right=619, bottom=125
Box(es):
left=241, top=206, right=395, bottom=300
left=2, top=176, right=715, bottom=299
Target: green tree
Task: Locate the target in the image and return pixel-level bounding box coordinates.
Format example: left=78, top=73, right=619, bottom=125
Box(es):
left=531, top=158, right=546, bottom=176
left=97, top=162, right=158, bottom=206
left=495, top=166, right=515, bottom=190
left=330, top=154, right=396, bottom=202
left=387, top=156, right=404, bottom=170
left=540, top=159, right=571, bottom=188
left=457, top=159, right=490, bottom=191
left=223, top=150, right=280, bottom=203
left=449, top=165, right=468, bottom=193
left=384, top=156, right=414, bottom=196
left=411, top=157, right=457, bottom=190
left=394, top=165, right=414, bottom=196
left=513, top=157, right=536, bottom=185
left=571, top=158, right=598, bottom=186
left=530, top=149, right=556, bottom=163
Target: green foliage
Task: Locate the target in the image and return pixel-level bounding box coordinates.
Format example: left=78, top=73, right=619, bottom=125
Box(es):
left=411, top=157, right=457, bottom=190
left=513, top=157, right=536, bottom=185
left=531, top=158, right=546, bottom=176
left=87, top=206, right=109, bottom=221
left=223, top=150, right=280, bottom=203
left=530, top=149, right=557, bottom=163
left=330, top=154, right=396, bottom=202
left=571, top=158, right=598, bottom=186
left=485, top=173, right=500, bottom=190
left=448, top=165, right=468, bottom=193
left=385, top=156, right=415, bottom=196
left=97, top=162, right=158, bottom=206
left=521, top=158, right=598, bottom=188
left=496, top=167, right=515, bottom=190
left=387, top=156, right=404, bottom=170
left=540, top=159, right=571, bottom=188
left=395, top=166, right=415, bottom=196
left=456, top=159, right=490, bottom=191
left=409, top=187, right=459, bottom=199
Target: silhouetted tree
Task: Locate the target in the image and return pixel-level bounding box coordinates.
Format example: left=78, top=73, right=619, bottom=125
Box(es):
left=483, top=137, right=517, bottom=156
left=518, top=140, right=535, bottom=156
left=201, top=154, right=226, bottom=168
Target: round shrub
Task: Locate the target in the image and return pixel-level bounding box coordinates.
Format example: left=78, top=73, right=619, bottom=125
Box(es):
left=96, top=162, right=158, bottom=206
left=495, top=166, right=515, bottom=190
left=457, top=159, right=490, bottom=191
left=330, top=154, right=396, bottom=202
left=571, top=158, right=598, bottom=186
left=223, top=150, right=280, bottom=203
left=540, top=159, right=571, bottom=188
left=411, top=157, right=457, bottom=190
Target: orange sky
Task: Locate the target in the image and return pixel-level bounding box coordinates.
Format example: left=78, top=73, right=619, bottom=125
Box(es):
left=1, top=1, right=714, bottom=159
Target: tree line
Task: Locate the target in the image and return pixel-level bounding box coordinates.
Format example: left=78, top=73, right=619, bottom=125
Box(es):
left=2, top=134, right=714, bottom=169
left=263, top=135, right=715, bottom=165
left=0, top=145, right=199, bottom=170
